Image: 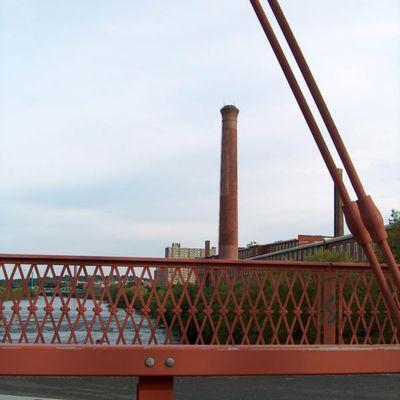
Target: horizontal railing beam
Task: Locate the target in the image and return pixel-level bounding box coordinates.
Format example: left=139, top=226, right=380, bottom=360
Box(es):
left=0, top=253, right=386, bottom=272
left=1, top=344, right=399, bottom=376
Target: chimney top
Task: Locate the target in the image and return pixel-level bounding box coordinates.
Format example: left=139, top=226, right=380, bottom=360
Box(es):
left=220, top=105, right=239, bottom=115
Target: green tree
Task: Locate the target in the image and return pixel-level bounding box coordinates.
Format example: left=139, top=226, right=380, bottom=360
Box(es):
left=305, top=249, right=353, bottom=262
left=388, top=209, right=400, bottom=261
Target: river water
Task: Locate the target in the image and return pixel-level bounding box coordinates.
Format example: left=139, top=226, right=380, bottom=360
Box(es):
left=0, top=296, right=176, bottom=344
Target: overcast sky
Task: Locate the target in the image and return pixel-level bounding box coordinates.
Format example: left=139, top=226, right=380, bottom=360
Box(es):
left=0, top=0, right=399, bottom=257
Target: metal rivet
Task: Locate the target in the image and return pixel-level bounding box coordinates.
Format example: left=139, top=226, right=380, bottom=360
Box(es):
left=144, top=357, right=155, bottom=367
left=165, top=357, right=175, bottom=368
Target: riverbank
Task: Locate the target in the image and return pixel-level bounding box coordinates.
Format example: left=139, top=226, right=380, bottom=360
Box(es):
left=0, top=287, right=34, bottom=301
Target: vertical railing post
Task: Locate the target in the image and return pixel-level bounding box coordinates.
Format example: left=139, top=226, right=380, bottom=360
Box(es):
left=316, top=273, right=322, bottom=344
left=322, top=270, right=337, bottom=344
left=137, top=376, right=174, bottom=400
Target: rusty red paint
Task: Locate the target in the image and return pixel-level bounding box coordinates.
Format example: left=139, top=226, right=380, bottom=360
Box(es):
left=0, top=344, right=399, bottom=376
left=137, top=376, right=173, bottom=400
left=0, top=255, right=398, bottom=346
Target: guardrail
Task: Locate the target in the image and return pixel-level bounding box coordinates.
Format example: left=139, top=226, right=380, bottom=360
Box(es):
left=1, top=254, right=399, bottom=398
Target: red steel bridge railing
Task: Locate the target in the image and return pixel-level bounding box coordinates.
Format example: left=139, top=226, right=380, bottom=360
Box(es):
left=1, top=254, right=399, bottom=398
left=0, top=255, right=399, bottom=347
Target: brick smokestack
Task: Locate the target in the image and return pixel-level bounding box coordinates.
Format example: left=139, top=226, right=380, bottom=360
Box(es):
left=218, top=105, right=239, bottom=259
left=334, top=168, right=344, bottom=237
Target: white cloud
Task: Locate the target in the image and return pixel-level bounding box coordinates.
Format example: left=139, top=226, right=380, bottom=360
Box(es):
left=0, top=0, right=398, bottom=256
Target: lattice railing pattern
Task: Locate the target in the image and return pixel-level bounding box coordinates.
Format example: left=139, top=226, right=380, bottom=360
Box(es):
left=0, top=256, right=398, bottom=345
left=337, top=271, right=399, bottom=344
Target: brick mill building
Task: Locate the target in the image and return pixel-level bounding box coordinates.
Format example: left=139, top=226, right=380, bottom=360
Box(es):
left=239, top=227, right=392, bottom=262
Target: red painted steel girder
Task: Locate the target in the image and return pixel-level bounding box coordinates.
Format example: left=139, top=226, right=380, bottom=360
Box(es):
left=1, top=344, right=399, bottom=376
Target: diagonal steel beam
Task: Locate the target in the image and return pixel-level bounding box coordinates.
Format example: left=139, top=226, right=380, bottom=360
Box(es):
left=266, top=0, right=400, bottom=293
left=248, top=0, right=400, bottom=328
